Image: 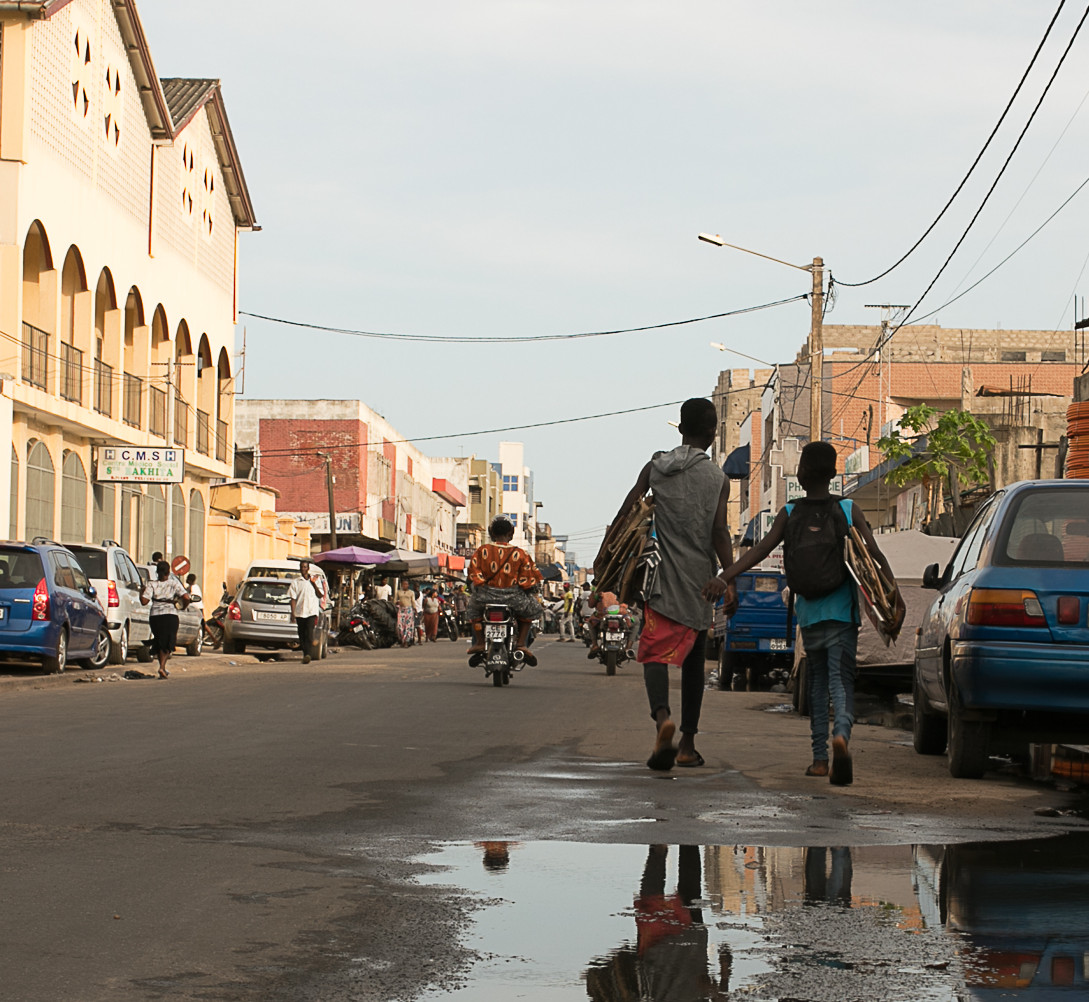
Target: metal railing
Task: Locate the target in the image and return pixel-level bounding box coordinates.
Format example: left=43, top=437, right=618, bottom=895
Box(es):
left=59, top=342, right=83, bottom=404
left=21, top=322, right=49, bottom=390
left=123, top=373, right=142, bottom=427
left=174, top=393, right=188, bottom=447
left=196, top=409, right=210, bottom=455
left=149, top=385, right=166, bottom=437
left=94, top=358, right=113, bottom=415
left=216, top=419, right=228, bottom=463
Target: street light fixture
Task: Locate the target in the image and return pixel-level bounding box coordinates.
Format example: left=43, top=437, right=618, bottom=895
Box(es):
left=698, top=232, right=825, bottom=444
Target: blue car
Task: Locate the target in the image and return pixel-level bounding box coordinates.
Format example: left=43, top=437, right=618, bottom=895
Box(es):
left=913, top=480, right=1089, bottom=778
left=0, top=540, right=110, bottom=674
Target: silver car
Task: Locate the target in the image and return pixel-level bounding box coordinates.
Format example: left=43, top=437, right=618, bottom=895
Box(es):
left=65, top=542, right=153, bottom=664
left=137, top=566, right=204, bottom=656
left=223, top=576, right=329, bottom=658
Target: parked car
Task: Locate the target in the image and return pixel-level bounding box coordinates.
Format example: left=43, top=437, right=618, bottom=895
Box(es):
left=136, top=565, right=204, bottom=656
left=0, top=539, right=110, bottom=673
left=223, top=576, right=329, bottom=658
left=242, top=558, right=330, bottom=595
left=66, top=541, right=152, bottom=664
left=913, top=480, right=1089, bottom=778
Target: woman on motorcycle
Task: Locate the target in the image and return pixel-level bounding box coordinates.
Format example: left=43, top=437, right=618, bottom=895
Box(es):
left=465, top=516, right=543, bottom=665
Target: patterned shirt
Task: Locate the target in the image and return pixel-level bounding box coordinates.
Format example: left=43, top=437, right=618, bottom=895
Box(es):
left=468, top=543, right=542, bottom=591
left=142, top=577, right=188, bottom=617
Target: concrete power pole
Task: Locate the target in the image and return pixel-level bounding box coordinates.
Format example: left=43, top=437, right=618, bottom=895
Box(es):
left=318, top=452, right=338, bottom=550
left=809, top=257, right=824, bottom=445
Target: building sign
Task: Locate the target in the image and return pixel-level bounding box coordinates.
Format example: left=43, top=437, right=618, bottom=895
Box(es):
left=96, top=447, right=183, bottom=483
left=785, top=475, right=844, bottom=501
left=284, top=512, right=361, bottom=535
left=844, top=446, right=870, bottom=476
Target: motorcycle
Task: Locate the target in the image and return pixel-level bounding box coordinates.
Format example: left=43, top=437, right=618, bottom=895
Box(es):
left=437, top=602, right=460, bottom=641
left=595, top=612, right=636, bottom=676
left=469, top=603, right=525, bottom=687
left=202, top=584, right=232, bottom=650
left=337, top=601, right=380, bottom=649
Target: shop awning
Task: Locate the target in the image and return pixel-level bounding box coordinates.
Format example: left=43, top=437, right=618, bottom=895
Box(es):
left=432, top=479, right=467, bottom=507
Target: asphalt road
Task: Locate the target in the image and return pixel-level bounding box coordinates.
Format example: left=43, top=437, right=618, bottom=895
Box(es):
left=1, top=636, right=1082, bottom=1000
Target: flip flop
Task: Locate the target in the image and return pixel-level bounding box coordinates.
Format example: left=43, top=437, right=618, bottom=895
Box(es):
left=646, top=721, right=677, bottom=771
left=675, top=752, right=705, bottom=768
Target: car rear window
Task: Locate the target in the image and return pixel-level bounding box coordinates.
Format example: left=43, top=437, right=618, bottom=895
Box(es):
left=67, top=548, right=107, bottom=579
left=246, top=566, right=300, bottom=580
left=240, top=581, right=291, bottom=604
left=998, top=489, right=1089, bottom=565
left=0, top=549, right=45, bottom=589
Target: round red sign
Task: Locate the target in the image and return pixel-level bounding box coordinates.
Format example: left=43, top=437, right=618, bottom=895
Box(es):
left=171, top=555, right=191, bottom=577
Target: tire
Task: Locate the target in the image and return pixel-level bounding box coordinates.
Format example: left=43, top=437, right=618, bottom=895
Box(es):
left=319, top=632, right=328, bottom=659
left=605, top=649, right=618, bottom=676
left=185, top=627, right=203, bottom=657
left=108, top=625, right=129, bottom=665
left=502, top=669, right=511, bottom=685
left=947, top=685, right=990, bottom=779
left=206, top=622, right=224, bottom=649
left=43, top=627, right=67, bottom=675
left=718, top=646, right=732, bottom=691
left=135, top=643, right=152, bottom=663
left=912, top=672, right=947, bottom=755
left=81, top=624, right=112, bottom=670
left=492, top=666, right=504, bottom=687
left=448, top=618, right=459, bottom=641
left=223, top=639, right=246, bottom=655
left=792, top=657, right=810, bottom=716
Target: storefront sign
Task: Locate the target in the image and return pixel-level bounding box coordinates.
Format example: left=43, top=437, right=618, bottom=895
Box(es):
left=785, top=475, right=843, bottom=501
left=284, top=512, right=361, bottom=535
left=96, top=447, right=183, bottom=483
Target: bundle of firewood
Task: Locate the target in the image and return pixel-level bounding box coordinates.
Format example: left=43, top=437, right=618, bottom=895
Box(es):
left=593, top=496, right=654, bottom=605
left=844, top=526, right=904, bottom=645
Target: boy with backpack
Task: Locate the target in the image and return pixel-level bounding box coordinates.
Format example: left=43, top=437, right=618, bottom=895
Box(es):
left=707, top=442, right=900, bottom=785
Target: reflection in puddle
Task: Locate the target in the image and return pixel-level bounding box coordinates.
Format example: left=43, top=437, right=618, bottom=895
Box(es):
left=414, top=833, right=1089, bottom=1000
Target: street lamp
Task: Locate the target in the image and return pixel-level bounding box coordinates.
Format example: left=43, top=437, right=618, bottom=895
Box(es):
left=698, top=232, right=825, bottom=444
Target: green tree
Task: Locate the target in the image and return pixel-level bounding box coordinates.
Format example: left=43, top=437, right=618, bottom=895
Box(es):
left=876, top=404, right=997, bottom=522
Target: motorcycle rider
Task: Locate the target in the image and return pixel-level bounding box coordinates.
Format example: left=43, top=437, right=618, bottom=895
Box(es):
left=466, top=516, right=543, bottom=665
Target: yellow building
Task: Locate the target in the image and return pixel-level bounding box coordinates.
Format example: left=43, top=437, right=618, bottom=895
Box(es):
left=0, top=0, right=257, bottom=586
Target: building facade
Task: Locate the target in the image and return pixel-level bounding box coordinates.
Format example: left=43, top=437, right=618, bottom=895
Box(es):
left=0, top=0, right=257, bottom=585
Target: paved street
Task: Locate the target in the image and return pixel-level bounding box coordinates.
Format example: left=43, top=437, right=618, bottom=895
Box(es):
left=1, top=637, right=1082, bottom=1001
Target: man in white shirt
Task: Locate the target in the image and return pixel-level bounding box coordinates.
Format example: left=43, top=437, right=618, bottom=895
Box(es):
left=373, top=576, right=392, bottom=602
left=288, top=560, right=323, bottom=664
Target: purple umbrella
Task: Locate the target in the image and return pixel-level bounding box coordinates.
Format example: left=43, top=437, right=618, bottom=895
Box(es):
left=312, top=546, right=391, bottom=565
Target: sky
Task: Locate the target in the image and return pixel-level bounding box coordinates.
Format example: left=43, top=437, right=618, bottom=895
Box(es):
left=138, top=1, right=1089, bottom=563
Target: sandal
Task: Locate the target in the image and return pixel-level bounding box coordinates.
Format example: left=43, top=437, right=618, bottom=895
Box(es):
left=830, top=736, right=853, bottom=786
left=646, top=721, right=677, bottom=771
left=805, top=760, right=828, bottom=777
left=675, top=752, right=705, bottom=768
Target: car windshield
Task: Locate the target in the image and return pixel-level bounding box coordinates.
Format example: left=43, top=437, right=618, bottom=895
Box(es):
left=247, top=566, right=301, bottom=580
left=240, top=581, right=291, bottom=605
left=0, top=549, right=45, bottom=589
left=999, top=489, right=1089, bottom=565
left=67, top=548, right=107, bottom=578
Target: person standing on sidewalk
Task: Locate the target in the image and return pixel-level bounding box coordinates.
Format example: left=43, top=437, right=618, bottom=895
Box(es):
left=288, top=559, right=322, bottom=664
left=597, top=398, right=736, bottom=771
left=422, top=588, right=440, bottom=642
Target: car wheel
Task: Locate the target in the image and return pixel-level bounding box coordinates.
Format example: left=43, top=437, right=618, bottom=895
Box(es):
left=223, top=639, right=245, bottom=655
left=43, top=627, right=68, bottom=675
left=81, top=625, right=112, bottom=670
left=134, top=642, right=152, bottom=663
left=947, top=685, right=990, bottom=779
left=108, top=625, right=129, bottom=665
left=912, top=671, right=947, bottom=755
left=185, top=628, right=203, bottom=657
left=319, top=631, right=328, bottom=659
left=717, top=646, right=732, bottom=691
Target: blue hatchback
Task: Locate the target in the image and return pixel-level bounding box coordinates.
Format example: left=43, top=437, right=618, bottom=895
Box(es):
left=913, top=481, right=1089, bottom=778
left=0, top=540, right=109, bottom=674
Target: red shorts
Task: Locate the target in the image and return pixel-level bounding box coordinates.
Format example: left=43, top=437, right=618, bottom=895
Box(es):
left=637, top=605, right=697, bottom=667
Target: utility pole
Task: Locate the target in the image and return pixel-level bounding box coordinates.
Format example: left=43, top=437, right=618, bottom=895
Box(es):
left=809, top=257, right=824, bottom=444
left=318, top=452, right=338, bottom=550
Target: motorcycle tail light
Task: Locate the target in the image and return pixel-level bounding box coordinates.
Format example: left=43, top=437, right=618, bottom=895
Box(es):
left=32, top=578, right=50, bottom=621
left=1057, top=596, right=1081, bottom=625
left=227, top=601, right=242, bottom=621
left=967, top=589, right=1046, bottom=627
left=106, top=580, right=120, bottom=608
left=486, top=609, right=505, bottom=622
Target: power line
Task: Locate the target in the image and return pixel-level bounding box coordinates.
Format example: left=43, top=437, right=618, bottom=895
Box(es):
left=239, top=295, right=808, bottom=345
left=835, top=0, right=1069, bottom=288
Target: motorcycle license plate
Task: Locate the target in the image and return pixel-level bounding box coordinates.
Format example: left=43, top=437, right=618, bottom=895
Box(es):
left=485, top=626, right=506, bottom=640
left=353, top=624, right=364, bottom=633
left=605, top=632, right=624, bottom=641
left=769, top=638, right=788, bottom=651
left=256, top=612, right=289, bottom=622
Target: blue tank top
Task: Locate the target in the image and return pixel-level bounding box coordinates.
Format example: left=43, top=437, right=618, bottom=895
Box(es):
left=783, top=499, right=859, bottom=628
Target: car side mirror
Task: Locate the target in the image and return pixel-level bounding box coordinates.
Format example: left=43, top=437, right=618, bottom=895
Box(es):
left=84, top=585, right=97, bottom=599
left=922, top=563, right=941, bottom=589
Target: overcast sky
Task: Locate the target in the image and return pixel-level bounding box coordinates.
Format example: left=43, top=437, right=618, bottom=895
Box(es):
left=140, top=1, right=1089, bottom=562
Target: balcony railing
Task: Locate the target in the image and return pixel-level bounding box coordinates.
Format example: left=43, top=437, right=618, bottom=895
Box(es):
left=174, top=393, right=188, bottom=447
left=148, top=385, right=166, bottom=437
left=196, top=409, right=210, bottom=455
left=123, top=373, right=142, bottom=428
left=21, top=322, right=49, bottom=390
left=94, top=359, right=113, bottom=416
left=216, top=419, right=228, bottom=463
left=59, top=342, right=83, bottom=404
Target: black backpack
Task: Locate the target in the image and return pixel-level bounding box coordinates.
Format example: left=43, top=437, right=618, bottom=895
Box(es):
left=782, top=497, right=851, bottom=600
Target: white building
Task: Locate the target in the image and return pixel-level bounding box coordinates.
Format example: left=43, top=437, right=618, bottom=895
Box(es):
left=497, top=440, right=534, bottom=554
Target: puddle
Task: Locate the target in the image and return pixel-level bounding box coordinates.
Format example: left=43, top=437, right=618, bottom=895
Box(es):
left=411, top=833, right=1089, bottom=1000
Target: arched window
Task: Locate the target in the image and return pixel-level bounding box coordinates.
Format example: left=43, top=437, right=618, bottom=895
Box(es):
left=60, top=452, right=87, bottom=542
left=59, top=247, right=87, bottom=405
left=123, top=288, right=145, bottom=428
left=171, top=485, right=186, bottom=557
left=188, top=489, right=205, bottom=584
left=25, top=440, right=55, bottom=541
left=22, top=222, right=54, bottom=390
left=92, top=482, right=115, bottom=544
left=120, top=484, right=142, bottom=556
left=9, top=446, right=18, bottom=539
left=143, top=485, right=165, bottom=561
left=94, top=268, right=117, bottom=417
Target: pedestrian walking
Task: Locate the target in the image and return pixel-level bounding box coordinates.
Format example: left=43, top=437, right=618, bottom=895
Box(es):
left=140, top=560, right=190, bottom=679
left=713, top=441, right=901, bottom=785
left=597, top=398, right=736, bottom=771
left=422, top=588, right=440, bottom=642
left=186, top=572, right=204, bottom=634
left=374, top=576, right=392, bottom=602
left=559, top=583, right=576, bottom=641
left=288, top=559, right=323, bottom=664
left=395, top=580, right=416, bottom=647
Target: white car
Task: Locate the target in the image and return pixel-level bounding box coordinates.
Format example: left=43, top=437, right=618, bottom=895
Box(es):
left=65, top=542, right=152, bottom=664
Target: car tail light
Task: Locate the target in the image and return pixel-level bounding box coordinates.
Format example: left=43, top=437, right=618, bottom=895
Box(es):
left=486, top=609, right=505, bottom=622
left=32, top=578, right=50, bottom=621
left=1057, top=596, right=1081, bottom=625
left=227, top=601, right=242, bottom=621
left=967, top=589, right=1046, bottom=627
left=106, top=580, right=120, bottom=608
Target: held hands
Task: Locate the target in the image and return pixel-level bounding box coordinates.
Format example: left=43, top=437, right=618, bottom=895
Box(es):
left=702, top=576, right=738, bottom=615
